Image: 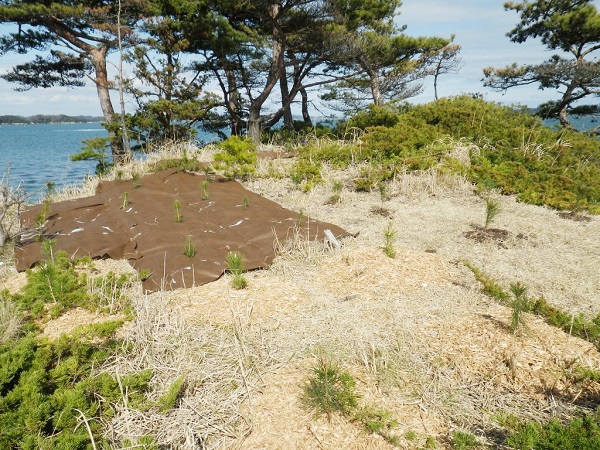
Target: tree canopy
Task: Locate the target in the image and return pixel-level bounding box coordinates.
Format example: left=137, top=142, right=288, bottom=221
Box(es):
left=483, top=0, right=600, bottom=129
left=0, top=0, right=146, bottom=160
left=0, top=0, right=455, bottom=146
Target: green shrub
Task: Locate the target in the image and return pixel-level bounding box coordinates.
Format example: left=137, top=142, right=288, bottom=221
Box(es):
left=345, top=96, right=600, bottom=213
left=14, top=241, right=89, bottom=318
left=353, top=165, right=394, bottom=192
left=505, top=412, right=600, bottom=450
left=153, top=157, right=203, bottom=172
left=345, top=103, right=410, bottom=130
left=296, top=141, right=361, bottom=168
left=290, top=159, right=323, bottom=191
left=214, top=136, right=258, bottom=179
left=361, top=117, right=442, bottom=168
left=0, top=327, right=152, bottom=449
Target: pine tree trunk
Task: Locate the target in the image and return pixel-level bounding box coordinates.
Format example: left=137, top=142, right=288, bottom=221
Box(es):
left=90, top=48, right=128, bottom=163
left=301, top=88, right=312, bottom=126
left=247, top=107, right=262, bottom=143
left=280, top=71, right=294, bottom=130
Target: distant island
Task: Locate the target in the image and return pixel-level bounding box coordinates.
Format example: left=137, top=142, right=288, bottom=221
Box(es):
left=0, top=114, right=103, bottom=124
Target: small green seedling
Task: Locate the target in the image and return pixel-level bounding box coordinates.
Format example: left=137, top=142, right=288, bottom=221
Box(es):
left=327, top=179, right=344, bottom=204
left=510, top=282, right=528, bottom=335
left=132, top=172, right=141, bottom=188
left=382, top=221, right=397, bottom=259
left=379, top=182, right=389, bottom=205
left=243, top=194, right=250, bottom=209
left=483, top=197, right=501, bottom=229
left=121, top=192, right=129, bottom=209
left=173, top=199, right=183, bottom=223
left=184, top=235, right=195, bottom=257
left=226, top=250, right=247, bottom=289
left=200, top=180, right=209, bottom=200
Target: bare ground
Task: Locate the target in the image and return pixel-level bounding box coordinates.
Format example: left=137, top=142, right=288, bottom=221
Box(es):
left=2, top=142, right=599, bottom=449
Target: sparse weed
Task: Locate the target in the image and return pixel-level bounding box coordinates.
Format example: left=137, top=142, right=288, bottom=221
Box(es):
left=90, top=271, right=135, bottom=315
left=379, top=182, right=390, bottom=205
left=296, top=209, right=305, bottom=229
left=354, top=405, right=399, bottom=445
left=132, top=172, right=141, bottom=188
left=0, top=298, right=21, bottom=344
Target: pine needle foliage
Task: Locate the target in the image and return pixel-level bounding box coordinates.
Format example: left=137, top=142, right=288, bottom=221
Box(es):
left=383, top=221, right=397, bottom=258
left=225, top=250, right=247, bottom=289
left=302, top=357, right=359, bottom=421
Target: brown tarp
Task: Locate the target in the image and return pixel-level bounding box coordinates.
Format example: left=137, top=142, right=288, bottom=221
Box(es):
left=16, top=169, right=351, bottom=291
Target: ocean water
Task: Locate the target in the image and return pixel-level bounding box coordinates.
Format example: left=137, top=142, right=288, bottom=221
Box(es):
left=0, top=123, right=102, bottom=198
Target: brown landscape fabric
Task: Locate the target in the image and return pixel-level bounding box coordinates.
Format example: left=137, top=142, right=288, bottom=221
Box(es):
left=16, top=168, right=351, bottom=291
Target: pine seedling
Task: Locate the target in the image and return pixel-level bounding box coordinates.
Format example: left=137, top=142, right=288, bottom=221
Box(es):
left=184, top=235, right=195, bottom=257
left=383, top=221, right=397, bottom=259
left=132, top=172, right=141, bottom=188
left=243, top=194, right=250, bottom=210
left=379, top=182, right=389, bottom=206
left=226, top=250, right=247, bottom=289
left=296, top=209, right=305, bottom=229
left=483, top=197, right=501, bottom=229
left=510, top=282, right=529, bottom=335
left=35, top=199, right=51, bottom=230
left=302, top=357, right=359, bottom=421
left=173, top=199, right=183, bottom=223
left=121, top=192, right=129, bottom=209
left=200, top=180, right=209, bottom=200
left=327, top=179, right=344, bottom=204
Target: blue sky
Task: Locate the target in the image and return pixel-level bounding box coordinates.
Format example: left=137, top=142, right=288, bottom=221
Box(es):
left=0, top=1, right=595, bottom=116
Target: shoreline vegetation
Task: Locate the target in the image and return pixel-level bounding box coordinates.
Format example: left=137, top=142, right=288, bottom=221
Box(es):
left=0, top=114, right=103, bottom=125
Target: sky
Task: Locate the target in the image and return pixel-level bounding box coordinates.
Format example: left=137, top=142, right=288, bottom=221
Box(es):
left=0, top=0, right=595, bottom=117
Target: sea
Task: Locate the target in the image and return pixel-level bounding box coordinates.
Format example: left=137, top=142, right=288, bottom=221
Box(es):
left=1, top=115, right=598, bottom=204
left=0, top=122, right=218, bottom=202
left=0, top=122, right=103, bottom=200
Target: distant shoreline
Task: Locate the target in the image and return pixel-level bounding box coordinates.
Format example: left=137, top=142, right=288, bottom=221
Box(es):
left=0, top=114, right=103, bottom=125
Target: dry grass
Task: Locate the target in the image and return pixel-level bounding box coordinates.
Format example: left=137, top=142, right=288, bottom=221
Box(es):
left=0, top=298, right=21, bottom=344
left=4, top=140, right=599, bottom=448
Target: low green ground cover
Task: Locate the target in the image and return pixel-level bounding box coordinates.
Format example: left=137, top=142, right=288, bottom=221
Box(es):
left=0, top=242, right=154, bottom=449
